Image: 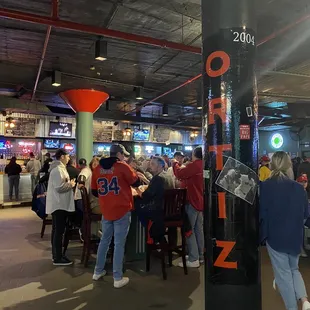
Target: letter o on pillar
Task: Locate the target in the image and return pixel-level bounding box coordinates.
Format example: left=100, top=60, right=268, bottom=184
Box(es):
left=206, top=51, right=230, bottom=77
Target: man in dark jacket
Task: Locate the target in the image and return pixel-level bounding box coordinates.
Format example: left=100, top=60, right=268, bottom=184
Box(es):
left=66, top=158, right=79, bottom=181
left=136, top=156, right=173, bottom=243
left=41, top=152, right=53, bottom=174
left=5, top=156, right=22, bottom=200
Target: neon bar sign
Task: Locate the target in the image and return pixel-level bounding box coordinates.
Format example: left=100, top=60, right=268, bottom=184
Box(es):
left=18, top=141, right=36, bottom=147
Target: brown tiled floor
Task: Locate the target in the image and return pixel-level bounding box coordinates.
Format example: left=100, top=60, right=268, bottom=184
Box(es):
left=1, top=208, right=310, bottom=310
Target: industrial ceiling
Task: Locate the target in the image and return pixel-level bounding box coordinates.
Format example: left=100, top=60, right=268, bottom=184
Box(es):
left=0, top=0, right=310, bottom=130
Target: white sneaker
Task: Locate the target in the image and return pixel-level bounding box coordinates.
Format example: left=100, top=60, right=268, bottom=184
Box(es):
left=178, top=260, right=200, bottom=268
left=272, top=279, right=276, bottom=291
left=114, top=277, right=129, bottom=288
left=302, top=301, right=310, bottom=310
left=92, top=270, right=106, bottom=281
left=185, top=255, right=204, bottom=264
left=301, top=248, right=308, bottom=258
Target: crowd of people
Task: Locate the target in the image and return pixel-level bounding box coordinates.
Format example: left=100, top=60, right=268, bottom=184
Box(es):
left=4, top=152, right=52, bottom=201
left=6, top=142, right=310, bottom=307
left=26, top=144, right=204, bottom=289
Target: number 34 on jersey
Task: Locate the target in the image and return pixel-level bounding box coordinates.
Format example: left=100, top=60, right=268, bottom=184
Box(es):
left=97, top=177, right=120, bottom=196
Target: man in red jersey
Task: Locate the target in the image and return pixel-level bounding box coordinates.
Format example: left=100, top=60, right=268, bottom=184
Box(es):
left=91, top=144, right=140, bottom=288
left=172, top=146, right=204, bottom=268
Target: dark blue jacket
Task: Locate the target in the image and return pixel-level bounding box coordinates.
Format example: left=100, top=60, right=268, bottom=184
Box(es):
left=260, top=177, right=309, bottom=255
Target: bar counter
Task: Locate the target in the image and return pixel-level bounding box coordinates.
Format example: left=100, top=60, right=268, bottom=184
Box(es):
left=0, top=173, right=33, bottom=205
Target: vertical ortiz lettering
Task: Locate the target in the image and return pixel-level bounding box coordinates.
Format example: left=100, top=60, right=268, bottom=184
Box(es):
left=202, top=0, right=261, bottom=309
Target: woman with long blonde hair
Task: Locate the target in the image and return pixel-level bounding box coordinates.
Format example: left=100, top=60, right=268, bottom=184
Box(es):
left=260, top=151, right=310, bottom=310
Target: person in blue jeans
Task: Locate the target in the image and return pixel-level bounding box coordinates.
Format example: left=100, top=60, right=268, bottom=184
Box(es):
left=5, top=157, right=22, bottom=201
left=91, top=144, right=140, bottom=288
left=95, top=212, right=131, bottom=285
left=172, top=147, right=204, bottom=268
left=260, top=151, right=310, bottom=310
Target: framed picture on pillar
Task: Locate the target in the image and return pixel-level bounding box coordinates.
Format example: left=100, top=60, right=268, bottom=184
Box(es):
left=215, top=157, right=259, bottom=205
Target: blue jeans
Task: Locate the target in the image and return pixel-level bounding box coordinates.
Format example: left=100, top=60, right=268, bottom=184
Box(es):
left=267, top=242, right=307, bottom=310
left=185, top=204, right=204, bottom=262
left=94, top=212, right=131, bottom=281
left=8, top=175, right=20, bottom=200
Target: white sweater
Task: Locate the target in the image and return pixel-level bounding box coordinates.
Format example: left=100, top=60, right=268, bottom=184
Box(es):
left=46, top=161, right=75, bottom=214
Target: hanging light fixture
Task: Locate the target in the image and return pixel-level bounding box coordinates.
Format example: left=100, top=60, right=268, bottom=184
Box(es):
left=135, top=87, right=143, bottom=100
left=52, top=70, right=61, bottom=87
left=162, top=104, right=168, bottom=116
left=95, top=40, right=107, bottom=61
left=5, top=117, right=15, bottom=128
left=190, top=131, right=199, bottom=138
left=123, top=127, right=132, bottom=137
left=197, top=88, right=203, bottom=110
left=197, top=96, right=202, bottom=110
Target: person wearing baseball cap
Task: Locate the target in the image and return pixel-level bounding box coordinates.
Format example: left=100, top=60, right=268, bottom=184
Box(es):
left=109, top=144, right=130, bottom=160
left=91, top=143, right=140, bottom=288
left=41, top=152, right=53, bottom=175
left=46, top=148, right=76, bottom=266
left=259, top=155, right=271, bottom=182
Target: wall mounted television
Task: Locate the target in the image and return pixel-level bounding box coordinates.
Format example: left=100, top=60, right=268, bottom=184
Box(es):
left=44, top=139, right=60, bottom=149
left=132, top=129, right=150, bottom=141
left=49, top=122, right=72, bottom=137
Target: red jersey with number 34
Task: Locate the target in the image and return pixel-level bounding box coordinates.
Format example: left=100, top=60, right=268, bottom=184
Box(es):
left=91, top=159, right=138, bottom=221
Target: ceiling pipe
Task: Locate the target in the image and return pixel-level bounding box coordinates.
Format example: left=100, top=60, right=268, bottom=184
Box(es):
left=0, top=8, right=201, bottom=54
left=30, top=27, right=51, bottom=101
left=127, top=12, right=310, bottom=114
left=31, top=0, right=58, bottom=102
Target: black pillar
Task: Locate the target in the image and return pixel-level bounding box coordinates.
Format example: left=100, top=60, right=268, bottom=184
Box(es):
left=202, top=0, right=261, bottom=309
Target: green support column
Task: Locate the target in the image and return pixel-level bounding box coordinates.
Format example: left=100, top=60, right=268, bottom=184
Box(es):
left=59, top=89, right=109, bottom=165
left=76, top=112, right=93, bottom=163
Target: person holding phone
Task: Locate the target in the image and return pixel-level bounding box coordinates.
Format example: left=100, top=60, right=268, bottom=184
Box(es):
left=46, top=149, right=76, bottom=266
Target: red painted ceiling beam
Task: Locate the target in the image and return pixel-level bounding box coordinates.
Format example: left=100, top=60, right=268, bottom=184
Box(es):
left=0, top=8, right=201, bottom=54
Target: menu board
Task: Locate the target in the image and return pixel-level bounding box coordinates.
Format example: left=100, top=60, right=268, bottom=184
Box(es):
left=93, top=121, right=113, bottom=142
left=113, top=130, right=124, bottom=141
left=5, top=117, right=36, bottom=137
left=153, top=127, right=170, bottom=143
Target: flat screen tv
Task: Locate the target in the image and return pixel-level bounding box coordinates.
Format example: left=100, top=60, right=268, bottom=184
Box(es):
left=44, top=139, right=60, bottom=149
left=132, top=129, right=150, bottom=141
left=49, top=122, right=72, bottom=137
